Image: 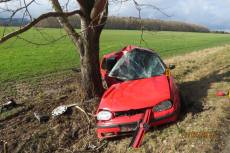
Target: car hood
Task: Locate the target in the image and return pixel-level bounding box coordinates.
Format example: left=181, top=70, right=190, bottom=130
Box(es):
left=99, top=75, right=171, bottom=112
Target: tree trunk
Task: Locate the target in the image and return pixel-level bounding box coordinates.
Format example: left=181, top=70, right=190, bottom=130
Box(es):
left=79, top=23, right=104, bottom=99
left=50, top=0, right=107, bottom=99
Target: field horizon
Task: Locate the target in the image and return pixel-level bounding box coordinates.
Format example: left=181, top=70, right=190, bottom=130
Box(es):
left=1, top=28, right=230, bottom=83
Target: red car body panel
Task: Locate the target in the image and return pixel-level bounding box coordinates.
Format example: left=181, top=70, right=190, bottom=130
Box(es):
left=97, top=45, right=181, bottom=139
left=99, top=75, right=170, bottom=112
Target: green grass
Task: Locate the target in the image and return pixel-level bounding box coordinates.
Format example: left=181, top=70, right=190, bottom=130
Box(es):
left=1, top=27, right=230, bottom=83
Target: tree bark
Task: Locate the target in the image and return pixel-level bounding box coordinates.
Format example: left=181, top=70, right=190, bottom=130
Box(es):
left=75, top=0, right=108, bottom=99
left=79, top=18, right=104, bottom=98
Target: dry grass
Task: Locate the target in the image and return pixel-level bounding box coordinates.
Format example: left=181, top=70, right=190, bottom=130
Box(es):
left=102, top=45, right=230, bottom=153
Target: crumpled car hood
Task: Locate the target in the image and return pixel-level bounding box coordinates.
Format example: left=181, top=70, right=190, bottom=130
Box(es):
left=99, top=75, right=171, bottom=112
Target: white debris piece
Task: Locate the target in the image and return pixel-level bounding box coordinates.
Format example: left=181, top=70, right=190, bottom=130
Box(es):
left=51, top=105, right=68, bottom=117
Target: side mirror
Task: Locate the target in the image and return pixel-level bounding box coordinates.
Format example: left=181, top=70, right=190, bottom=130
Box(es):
left=169, top=64, right=175, bottom=70
left=105, top=57, right=117, bottom=71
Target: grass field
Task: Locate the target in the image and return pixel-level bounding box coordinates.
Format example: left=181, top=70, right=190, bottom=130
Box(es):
left=1, top=27, right=230, bottom=83
left=1, top=45, right=229, bottom=152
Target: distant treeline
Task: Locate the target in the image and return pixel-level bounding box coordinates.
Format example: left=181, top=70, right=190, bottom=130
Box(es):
left=106, top=17, right=210, bottom=32
left=0, top=18, right=29, bottom=26
left=35, top=16, right=210, bottom=32
left=0, top=16, right=210, bottom=32
left=211, top=30, right=230, bottom=34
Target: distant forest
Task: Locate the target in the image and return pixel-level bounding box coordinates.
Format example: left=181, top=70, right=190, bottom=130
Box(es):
left=0, top=16, right=210, bottom=33
left=0, top=18, right=29, bottom=26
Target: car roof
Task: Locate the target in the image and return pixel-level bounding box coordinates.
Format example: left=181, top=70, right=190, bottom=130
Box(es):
left=120, top=45, right=157, bottom=55
left=102, top=45, right=158, bottom=60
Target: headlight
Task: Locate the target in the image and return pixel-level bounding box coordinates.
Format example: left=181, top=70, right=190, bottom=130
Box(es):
left=153, top=100, right=172, bottom=112
left=97, top=110, right=112, bottom=121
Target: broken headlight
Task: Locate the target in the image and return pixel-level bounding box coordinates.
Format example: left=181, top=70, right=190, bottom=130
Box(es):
left=97, top=110, right=112, bottom=121
left=153, top=100, right=172, bottom=112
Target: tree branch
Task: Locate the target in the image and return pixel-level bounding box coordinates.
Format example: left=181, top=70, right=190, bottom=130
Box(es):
left=50, top=0, right=81, bottom=53
left=0, top=9, right=82, bottom=44
left=0, top=0, right=13, bottom=3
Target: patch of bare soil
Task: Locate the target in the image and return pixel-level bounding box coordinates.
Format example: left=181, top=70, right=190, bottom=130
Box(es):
left=0, top=72, right=103, bottom=153
left=0, top=46, right=229, bottom=153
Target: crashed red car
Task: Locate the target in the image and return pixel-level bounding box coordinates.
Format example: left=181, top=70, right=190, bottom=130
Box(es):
left=96, top=45, right=181, bottom=139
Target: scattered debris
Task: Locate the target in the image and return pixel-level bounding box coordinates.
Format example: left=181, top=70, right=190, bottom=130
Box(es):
left=95, top=141, right=108, bottom=151
left=1, top=45, right=230, bottom=153
left=0, top=140, right=8, bottom=153
left=216, top=90, right=230, bottom=98
left=88, top=144, right=97, bottom=150
left=0, top=99, right=17, bottom=113
left=4, top=141, right=8, bottom=153
left=34, top=112, right=49, bottom=123
left=71, top=68, right=81, bottom=72
left=216, top=91, right=227, bottom=96
left=51, top=105, right=69, bottom=117
left=75, top=105, right=91, bottom=123
left=52, top=104, right=91, bottom=123
left=0, top=105, right=33, bottom=122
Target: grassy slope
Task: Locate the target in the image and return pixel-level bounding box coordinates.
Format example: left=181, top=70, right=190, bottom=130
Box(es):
left=0, top=46, right=229, bottom=153
left=1, top=27, right=230, bottom=83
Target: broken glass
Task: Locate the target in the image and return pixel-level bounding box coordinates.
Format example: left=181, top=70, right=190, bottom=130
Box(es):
left=108, top=49, right=165, bottom=81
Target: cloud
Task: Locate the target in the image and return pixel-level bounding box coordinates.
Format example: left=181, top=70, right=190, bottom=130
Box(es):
left=1, top=0, right=230, bottom=30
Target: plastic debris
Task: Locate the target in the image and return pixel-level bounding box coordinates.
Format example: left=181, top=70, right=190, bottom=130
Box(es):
left=51, top=104, right=91, bottom=123
left=216, top=90, right=230, bottom=98
left=88, top=144, right=97, bottom=150
left=51, top=105, right=68, bottom=117
left=216, top=91, right=226, bottom=97
left=0, top=99, right=17, bottom=113
left=34, top=112, right=49, bottom=123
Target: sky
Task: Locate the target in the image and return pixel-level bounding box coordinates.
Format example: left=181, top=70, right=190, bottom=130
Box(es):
left=1, top=0, right=230, bottom=31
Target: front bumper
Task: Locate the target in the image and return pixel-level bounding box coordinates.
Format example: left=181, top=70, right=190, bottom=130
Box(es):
left=97, top=107, right=179, bottom=139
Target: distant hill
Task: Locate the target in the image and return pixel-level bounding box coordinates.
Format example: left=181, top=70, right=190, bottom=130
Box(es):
left=0, top=18, right=30, bottom=26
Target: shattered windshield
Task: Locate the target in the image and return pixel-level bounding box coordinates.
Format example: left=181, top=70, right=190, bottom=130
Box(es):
left=108, top=49, right=165, bottom=81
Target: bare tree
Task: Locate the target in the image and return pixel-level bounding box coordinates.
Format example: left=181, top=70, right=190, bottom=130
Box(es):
left=0, top=0, right=108, bottom=99
left=0, top=0, right=168, bottom=99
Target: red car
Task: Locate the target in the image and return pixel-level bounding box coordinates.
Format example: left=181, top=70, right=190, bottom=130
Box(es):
left=96, top=45, right=181, bottom=139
